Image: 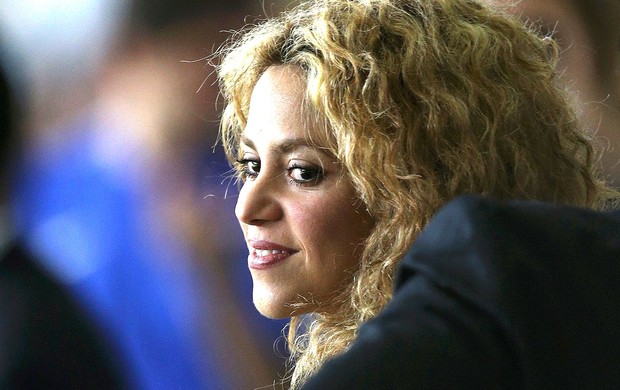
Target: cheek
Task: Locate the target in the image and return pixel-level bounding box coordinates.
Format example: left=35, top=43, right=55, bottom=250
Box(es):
left=287, top=203, right=324, bottom=244
left=289, top=195, right=371, bottom=260
left=239, top=223, right=249, bottom=239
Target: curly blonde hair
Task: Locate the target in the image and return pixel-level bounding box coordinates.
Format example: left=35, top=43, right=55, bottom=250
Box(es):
left=216, top=0, right=617, bottom=387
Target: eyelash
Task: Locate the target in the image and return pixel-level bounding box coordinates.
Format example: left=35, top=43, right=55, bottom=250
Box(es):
left=235, top=158, right=325, bottom=187
left=287, top=163, right=325, bottom=186
left=235, top=158, right=259, bottom=181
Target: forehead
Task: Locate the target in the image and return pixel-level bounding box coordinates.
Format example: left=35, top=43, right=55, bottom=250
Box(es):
left=243, top=65, right=329, bottom=146
left=249, top=66, right=303, bottom=124
left=253, top=65, right=306, bottom=101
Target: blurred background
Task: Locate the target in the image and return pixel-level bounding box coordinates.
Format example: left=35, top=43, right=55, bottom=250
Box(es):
left=0, top=0, right=618, bottom=389
left=0, top=0, right=292, bottom=389
left=491, top=0, right=620, bottom=188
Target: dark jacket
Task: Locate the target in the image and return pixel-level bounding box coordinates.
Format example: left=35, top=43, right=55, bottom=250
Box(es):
left=302, top=195, right=620, bottom=389
left=0, top=242, right=124, bottom=389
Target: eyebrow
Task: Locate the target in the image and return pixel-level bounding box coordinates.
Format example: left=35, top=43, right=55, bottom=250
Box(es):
left=240, top=134, right=326, bottom=155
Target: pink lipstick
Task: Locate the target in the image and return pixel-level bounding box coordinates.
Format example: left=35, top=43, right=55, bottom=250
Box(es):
left=248, top=239, right=296, bottom=270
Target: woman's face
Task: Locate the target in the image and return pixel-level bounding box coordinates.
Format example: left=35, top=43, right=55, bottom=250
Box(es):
left=235, top=65, right=374, bottom=319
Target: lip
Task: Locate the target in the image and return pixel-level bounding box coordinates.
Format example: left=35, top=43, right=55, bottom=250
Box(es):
left=247, top=239, right=297, bottom=270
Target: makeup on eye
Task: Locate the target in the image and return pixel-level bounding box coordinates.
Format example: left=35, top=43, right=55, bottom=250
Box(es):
left=236, top=157, right=260, bottom=181
left=236, top=154, right=326, bottom=186
left=287, top=160, right=325, bottom=186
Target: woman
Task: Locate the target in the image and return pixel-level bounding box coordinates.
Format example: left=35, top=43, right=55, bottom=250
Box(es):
left=216, top=0, right=618, bottom=387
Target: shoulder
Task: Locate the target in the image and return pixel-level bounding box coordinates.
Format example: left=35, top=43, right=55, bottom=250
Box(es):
left=395, top=195, right=620, bottom=388
left=302, top=195, right=620, bottom=389
left=398, top=194, right=620, bottom=294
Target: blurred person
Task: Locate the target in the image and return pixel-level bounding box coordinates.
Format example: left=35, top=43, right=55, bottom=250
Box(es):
left=8, top=0, right=287, bottom=388
left=0, top=41, right=124, bottom=389
left=492, top=0, right=620, bottom=187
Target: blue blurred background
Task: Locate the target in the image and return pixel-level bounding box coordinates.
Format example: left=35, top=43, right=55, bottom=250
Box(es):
left=0, top=0, right=290, bottom=389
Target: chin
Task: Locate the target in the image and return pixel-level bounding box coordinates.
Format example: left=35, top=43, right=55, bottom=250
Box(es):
left=253, top=289, right=313, bottom=319
left=254, top=300, right=293, bottom=319
left=251, top=288, right=286, bottom=318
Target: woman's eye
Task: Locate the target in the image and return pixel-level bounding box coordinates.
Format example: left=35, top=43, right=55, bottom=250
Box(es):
left=288, top=164, right=324, bottom=185
left=237, top=159, right=261, bottom=180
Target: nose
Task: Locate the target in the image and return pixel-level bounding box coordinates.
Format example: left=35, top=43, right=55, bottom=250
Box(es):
left=235, top=177, right=283, bottom=226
